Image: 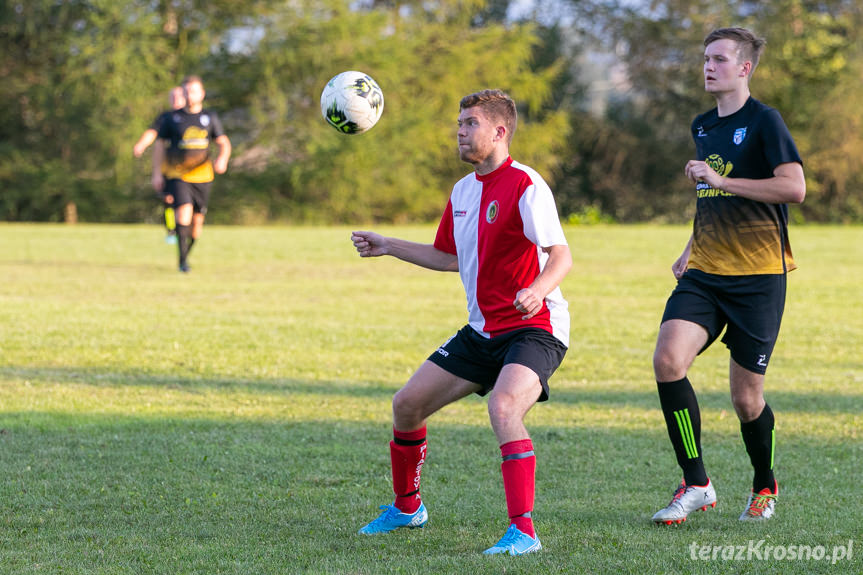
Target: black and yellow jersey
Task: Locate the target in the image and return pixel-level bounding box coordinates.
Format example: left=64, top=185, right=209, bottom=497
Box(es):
left=157, top=109, right=225, bottom=183
left=148, top=110, right=175, bottom=176
left=688, top=97, right=802, bottom=275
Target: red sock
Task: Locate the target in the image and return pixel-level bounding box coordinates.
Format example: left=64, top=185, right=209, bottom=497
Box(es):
left=391, top=426, right=427, bottom=513
left=500, top=439, right=536, bottom=537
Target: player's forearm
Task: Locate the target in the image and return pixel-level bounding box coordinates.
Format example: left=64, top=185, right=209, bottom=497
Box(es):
left=528, top=244, right=572, bottom=299
left=386, top=238, right=459, bottom=272
left=134, top=130, right=158, bottom=156
left=216, top=136, right=232, bottom=163
left=151, top=142, right=165, bottom=176
left=717, top=163, right=805, bottom=204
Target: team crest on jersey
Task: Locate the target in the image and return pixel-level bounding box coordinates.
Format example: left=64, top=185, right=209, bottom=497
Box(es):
left=733, top=127, right=747, bottom=145
left=485, top=200, right=499, bottom=224
left=201, top=114, right=210, bottom=127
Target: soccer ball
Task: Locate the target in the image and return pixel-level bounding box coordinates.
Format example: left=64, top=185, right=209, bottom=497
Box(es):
left=320, top=71, right=384, bottom=134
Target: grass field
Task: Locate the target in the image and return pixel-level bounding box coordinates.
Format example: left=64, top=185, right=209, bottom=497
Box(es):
left=0, top=223, right=860, bottom=574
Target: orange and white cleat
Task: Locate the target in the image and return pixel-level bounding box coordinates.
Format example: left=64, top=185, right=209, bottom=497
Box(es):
left=739, top=483, right=777, bottom=521
left=652, top=479, right=717, bottom=525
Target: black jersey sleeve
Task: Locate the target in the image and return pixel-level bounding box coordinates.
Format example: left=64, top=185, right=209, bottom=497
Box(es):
left=149, top=111, right=171, bottom=133
left=760, top=109, right=802, bottom=170
left=207, top=110, right=225, bottom=139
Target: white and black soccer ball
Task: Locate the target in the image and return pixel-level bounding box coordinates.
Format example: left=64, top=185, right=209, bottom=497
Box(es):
left=320, top=71, right=384, bottom=134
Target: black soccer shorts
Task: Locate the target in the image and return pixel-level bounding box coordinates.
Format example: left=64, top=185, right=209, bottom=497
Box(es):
left=662, top=269, right=787, bottom=374
left=427, top=325, right=567, bottom=402
left=168, top=180, right=212, bottom=215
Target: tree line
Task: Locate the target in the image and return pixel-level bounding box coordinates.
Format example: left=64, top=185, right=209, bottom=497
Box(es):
left=2, top=0, right=861, bottom=224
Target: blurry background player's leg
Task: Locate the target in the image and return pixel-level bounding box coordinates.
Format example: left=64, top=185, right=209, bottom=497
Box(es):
left=175, top=202, right=194, bottom=272
left=162, top=191, right=177, bottom=244
left=164, top=203, right=176, bottom=244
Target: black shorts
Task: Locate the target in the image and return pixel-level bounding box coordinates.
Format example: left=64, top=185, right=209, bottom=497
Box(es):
left=662, top=269, right=786, bottom=374
left=167, top=180, right=211, bottom=215
left=426, top=326, right=568, bottom=402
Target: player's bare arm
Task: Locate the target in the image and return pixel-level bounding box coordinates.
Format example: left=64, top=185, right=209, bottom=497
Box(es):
left=685, top=160, right=805, bottom=204
left=672, top=235, right=693, bottom=279
left=214, top=135, right=232, bottom=174
left=133, top=129, right=158, bottom=158
left=514, top=243, right=571, bottom=320
left=151, top=140, right=166, bottom=193
left=351, top=231, right=459, bottom=272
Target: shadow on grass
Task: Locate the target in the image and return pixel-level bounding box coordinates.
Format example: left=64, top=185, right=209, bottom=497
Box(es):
left=2, top=364, right=861, bottom=416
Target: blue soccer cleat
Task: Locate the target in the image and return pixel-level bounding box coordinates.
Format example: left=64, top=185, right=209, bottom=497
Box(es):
left=483, top=524, right=542, bottom=556
left=358, top=503, right=428, bottom=535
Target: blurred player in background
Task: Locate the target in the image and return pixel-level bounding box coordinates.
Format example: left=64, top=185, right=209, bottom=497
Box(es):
left=352, top=89, right=571, bottom=556
left=133, top=86, right=185, bottom=243
left=651, top=27, right=805, bottom=525
left=156, top=75, right=231, bottom=272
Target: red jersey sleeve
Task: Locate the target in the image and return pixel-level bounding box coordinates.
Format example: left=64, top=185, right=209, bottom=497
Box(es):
left=433, top=198, right=457, bottom=255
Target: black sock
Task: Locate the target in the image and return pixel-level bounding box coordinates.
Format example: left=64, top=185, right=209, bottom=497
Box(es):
left=176, top=224, right=191, bottom=267
left=741, top=404, right=776, bottom=492
left=657, top=377, right=708, bottom=486
left=187, top=236, right=196, bottom=256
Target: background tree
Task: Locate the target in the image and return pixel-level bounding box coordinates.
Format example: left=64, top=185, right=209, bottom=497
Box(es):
left=556, top=0, right=863, bottom=222
left=212, top=0, right=570, bottom=223
left=2, top=0, right=863, bottom=224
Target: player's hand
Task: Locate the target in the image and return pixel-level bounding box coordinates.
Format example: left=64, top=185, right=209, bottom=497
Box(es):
left=214, top=157, right=228, bottom=174
left=133, top=143, right=145, bottom=158
left=684, top=160, right=724, bottom=189
left=514, top=288, right=543, bottom=320
left=151, top=173, right=165, bottom=193
left=671, top=241, right=692, bottom=279
left=672, top=253, right=688, bottom=279
left=352, top=231, right=388, bottom=257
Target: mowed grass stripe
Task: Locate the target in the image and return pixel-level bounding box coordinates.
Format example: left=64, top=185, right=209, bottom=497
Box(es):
left=0, top=223, right=861, bottom=574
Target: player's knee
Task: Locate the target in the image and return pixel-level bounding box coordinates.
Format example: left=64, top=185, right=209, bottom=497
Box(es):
left=653, top=347, right=686, bottom=381
left=487, top=393, right=516, bottom=428
left=392, top=388, right=423, bottom=427
left=731, top=394, right=763, bottom=422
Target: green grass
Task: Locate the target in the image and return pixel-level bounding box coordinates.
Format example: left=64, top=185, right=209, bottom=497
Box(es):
left=0, top=223, right=860, bottom=574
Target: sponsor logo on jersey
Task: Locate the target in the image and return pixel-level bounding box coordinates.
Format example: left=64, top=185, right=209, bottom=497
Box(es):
left=486, top=200, right=499, bottom=224
left=706, top=153, right=733, bottom=177
left=180, top=127, right=210, bottom=150
left=733, top=127, right=747, bottom=145
left=696, top=154, right=735, bottom=198
left=454, top=210, right=467, bottom=218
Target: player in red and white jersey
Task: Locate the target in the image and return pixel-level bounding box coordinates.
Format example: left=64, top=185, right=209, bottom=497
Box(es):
left=435, top=156, right=570, bottom=347
left=352, top=89, right=571, bottom=556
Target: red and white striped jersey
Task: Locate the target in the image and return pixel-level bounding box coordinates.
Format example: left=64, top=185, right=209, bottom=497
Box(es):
left=434, top=156, right=570, bottom=347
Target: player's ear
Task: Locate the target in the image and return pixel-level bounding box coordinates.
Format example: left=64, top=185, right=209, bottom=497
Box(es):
left=740, top=60, right=752, bottom=78
left=495, top=125, right=506, bottom=142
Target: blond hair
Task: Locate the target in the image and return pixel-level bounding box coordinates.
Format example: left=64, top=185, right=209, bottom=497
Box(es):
left=704, top=28, right=766, bottom=76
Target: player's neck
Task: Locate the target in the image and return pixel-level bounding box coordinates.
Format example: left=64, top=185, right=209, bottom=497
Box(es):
left=473, top=149, right=510, bottom=176
left=714, top=88, right=750, bottom=118
left=186, top=103, right=204, bottom=114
